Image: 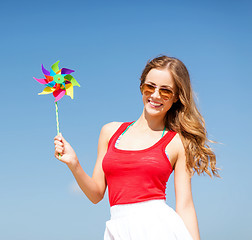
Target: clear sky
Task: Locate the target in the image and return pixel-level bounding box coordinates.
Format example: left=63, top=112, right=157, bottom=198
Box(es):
left=0, top=0, right=251, bottom=239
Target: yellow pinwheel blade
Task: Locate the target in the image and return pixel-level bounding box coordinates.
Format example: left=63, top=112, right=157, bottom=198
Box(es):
left=65, top=83, right=73, bottom=99
left=51, top=61, right=60, bottom=73
left=38, top=87, right=54, bottom=95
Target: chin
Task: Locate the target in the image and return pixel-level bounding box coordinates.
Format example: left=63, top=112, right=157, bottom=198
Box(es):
left=144, top=106, right=167, bottom=118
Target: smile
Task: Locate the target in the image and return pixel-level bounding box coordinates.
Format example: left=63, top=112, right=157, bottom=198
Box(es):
left=148, top=100, right=163, bottom=107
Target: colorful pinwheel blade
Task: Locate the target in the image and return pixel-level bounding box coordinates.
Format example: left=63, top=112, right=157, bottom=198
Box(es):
left=50, top=68, right=56, bottom=76
left=65, top=83, right=73, bottom=99
left=61, top=68, right=75, bottom=75
left=38, top=87, right=54, bottom=95
left=46, top=81, right=56, bottom=87
left=41, top=64, right=50, bottom=76
left=45, top=75, right=54, bottom=82
left=55, top=83, right=61, bottom=91
left=33, top=77, right=48, bottom=85
left=51, top=61, right=60, bottom=74
left=53, top=89, right=66, bottom=102
left=64, top=75, right=80, bottom=87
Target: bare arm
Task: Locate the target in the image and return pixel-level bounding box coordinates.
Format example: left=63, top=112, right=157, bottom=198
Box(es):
left=54, top=122, right=121, bottom=204
left=174, top=135, right=200, bottom=240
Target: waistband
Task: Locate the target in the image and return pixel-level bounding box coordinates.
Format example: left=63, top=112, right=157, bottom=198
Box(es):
left=110, top=199, right=167, bottom=219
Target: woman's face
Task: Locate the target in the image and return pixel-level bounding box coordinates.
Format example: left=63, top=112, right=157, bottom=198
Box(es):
left=142, top=68, right=178, bottom=118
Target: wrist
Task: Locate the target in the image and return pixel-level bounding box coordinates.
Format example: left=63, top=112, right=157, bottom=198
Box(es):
left=67, top=157, right=80, bottom=172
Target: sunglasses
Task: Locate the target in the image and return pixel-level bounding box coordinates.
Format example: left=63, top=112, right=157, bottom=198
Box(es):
left=140, top=83, right=174, bottom=100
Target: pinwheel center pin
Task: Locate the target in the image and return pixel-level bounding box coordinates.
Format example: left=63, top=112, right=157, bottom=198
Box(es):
left=54, top=74, right=64, bottom=84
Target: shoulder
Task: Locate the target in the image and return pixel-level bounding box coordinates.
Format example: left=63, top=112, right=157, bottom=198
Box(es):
left=101, top=121, right=124, bottom=134
left=166, top=132, right=186, bottom=167
left=100, top=122, right=124, bottom=143
left=174, top=134, right=186, bottom=161
left=171, top=133, right=188, bottom=171
left=168, top=132, right=185, bottom=153
left=173, top=133, right=184, bottom=149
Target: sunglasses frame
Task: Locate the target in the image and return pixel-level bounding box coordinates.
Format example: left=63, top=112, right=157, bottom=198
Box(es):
left=140, top=83, right=175, bottom=100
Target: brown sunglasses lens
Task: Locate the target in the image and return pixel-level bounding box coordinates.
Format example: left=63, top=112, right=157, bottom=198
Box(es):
left=159, top=88, right=173, bottom=100
left=141, top=84, right=155, bottom=94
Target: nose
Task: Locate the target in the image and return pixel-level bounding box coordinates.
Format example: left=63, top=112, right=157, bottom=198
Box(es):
left=151, top=88, right=161, bottom=99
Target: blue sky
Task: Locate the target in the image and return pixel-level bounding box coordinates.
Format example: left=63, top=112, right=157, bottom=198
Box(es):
left=0, top=0, right=251, bottom=239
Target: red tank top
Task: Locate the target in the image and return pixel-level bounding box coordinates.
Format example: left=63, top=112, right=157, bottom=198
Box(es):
left=102, top=122, right=177, bottom=207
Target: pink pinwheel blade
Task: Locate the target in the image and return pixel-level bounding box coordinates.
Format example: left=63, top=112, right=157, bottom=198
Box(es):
left=41, top=64, right=50, bottom=76
left=33, top=77, right=48, bottom=85
left=61, top=68, right=75, bottom=74
left=53, top=89, right=66, bottom=102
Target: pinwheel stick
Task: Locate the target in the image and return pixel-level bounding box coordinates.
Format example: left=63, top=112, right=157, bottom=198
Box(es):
left=55, top=101, right=61, bottom=158
left=55, top=101, right=60, bottom=135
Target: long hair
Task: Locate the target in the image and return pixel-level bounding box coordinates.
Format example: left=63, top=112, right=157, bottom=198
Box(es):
left=140, top=55, right=219, bottom=177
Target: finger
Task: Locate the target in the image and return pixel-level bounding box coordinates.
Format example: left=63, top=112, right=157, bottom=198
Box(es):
left=54, top=135, right=62, bottom=141
left=55, top=147, right=64, bottom=154
left=54, top=144, right=64, bottom=149
left=54, top=140, right=63, bottom=147
left=57, top=144, right=63, bottom=150
left=55, top=153, right=62, bottom=160
left=59, top=133, right=67, bottom=144
left=55, top=148, right=63, bottom=156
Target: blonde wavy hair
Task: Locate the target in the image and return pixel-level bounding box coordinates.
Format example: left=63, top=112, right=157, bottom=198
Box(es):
left=140, top=55, right=219, bottom=177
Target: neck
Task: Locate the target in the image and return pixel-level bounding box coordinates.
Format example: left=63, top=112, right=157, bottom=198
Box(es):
left=135, top=109, right=166, bottom=131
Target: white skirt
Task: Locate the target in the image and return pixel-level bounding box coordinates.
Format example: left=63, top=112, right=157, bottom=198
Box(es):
left=104, top=200, right=193, bottom=240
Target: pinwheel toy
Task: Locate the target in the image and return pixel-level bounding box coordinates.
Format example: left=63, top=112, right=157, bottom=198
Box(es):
left=34, top=61, right=80, bottom=138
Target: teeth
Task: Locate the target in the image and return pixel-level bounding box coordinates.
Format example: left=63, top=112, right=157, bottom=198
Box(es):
left=149, top=101, right=162, bottom=106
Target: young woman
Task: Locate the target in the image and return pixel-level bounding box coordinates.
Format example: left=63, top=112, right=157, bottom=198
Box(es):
left=54, top=55, right=219, bottom=240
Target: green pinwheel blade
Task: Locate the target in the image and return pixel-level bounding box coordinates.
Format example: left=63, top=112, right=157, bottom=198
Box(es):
left=64, top=74, right=80, bottom=87
left=51, top=61, right=60, bottom=73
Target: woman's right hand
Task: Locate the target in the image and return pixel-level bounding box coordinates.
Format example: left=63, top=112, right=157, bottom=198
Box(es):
left=54, top=133, right=79, bottom=169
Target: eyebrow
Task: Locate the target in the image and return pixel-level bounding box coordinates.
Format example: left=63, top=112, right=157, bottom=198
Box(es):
left=145, top=81, right=173, bottom=89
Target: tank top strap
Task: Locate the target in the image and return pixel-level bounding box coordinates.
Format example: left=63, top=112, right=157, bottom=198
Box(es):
left=158, top=130, right=177, bottom=152
left=108, top=122, right=134, bottom=148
